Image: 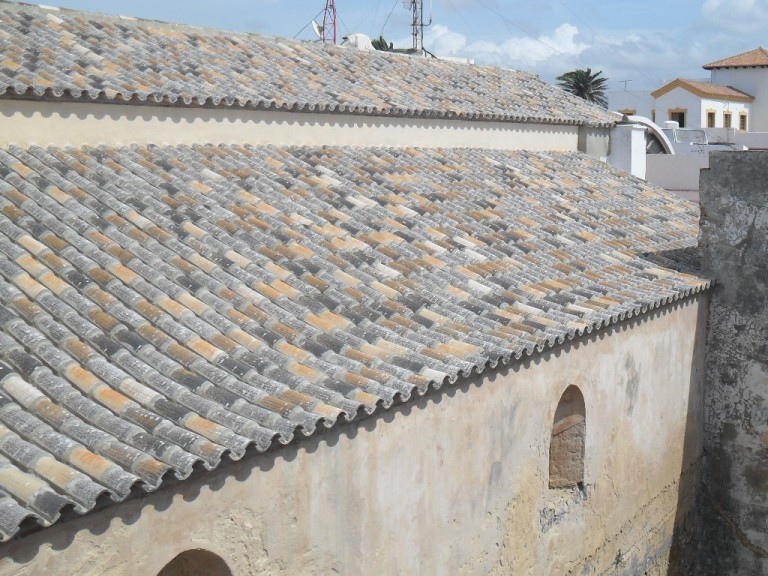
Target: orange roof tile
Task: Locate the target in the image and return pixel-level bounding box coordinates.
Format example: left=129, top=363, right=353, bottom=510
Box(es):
left=704, top=47, right=768, bottom=69
left=651, top=78, right=754, bottom=102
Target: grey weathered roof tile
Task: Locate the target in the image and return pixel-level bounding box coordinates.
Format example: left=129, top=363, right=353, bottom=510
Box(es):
left=0, top=143, right=708, bottom=539
left=0, top=1, right=617, bottom=127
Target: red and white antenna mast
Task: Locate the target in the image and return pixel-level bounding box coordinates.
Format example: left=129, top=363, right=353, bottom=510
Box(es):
left=321, top=0, right=337, bottom=44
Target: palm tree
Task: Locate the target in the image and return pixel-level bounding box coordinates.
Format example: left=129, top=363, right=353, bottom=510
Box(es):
left=556, top=68, right=609, bottom=108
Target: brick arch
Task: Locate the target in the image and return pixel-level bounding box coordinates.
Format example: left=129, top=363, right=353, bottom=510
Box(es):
left=157, top=549, right=232, bottom=576
left=549, top=385, right=586, bottom=489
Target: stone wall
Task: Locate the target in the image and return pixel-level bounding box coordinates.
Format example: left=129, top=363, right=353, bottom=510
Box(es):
left=0, top=296, right=708, bottom=576
left=699, top=151, right=768, bottom=575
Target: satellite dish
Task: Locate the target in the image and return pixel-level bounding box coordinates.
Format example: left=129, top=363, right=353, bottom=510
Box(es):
left=311, top=19, right=324, bottom=39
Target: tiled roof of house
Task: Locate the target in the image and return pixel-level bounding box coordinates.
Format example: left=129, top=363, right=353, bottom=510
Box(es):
left=0, top=1, right=618, bottom=127
left=651, top=78, right=754, bottom=102
left=703, top=47, right=768, bottom=69
left=0, top=143, right=708, bottom=539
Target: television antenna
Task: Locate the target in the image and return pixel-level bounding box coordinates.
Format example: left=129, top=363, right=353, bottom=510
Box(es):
left=312, top=0, right=337, bottom=44
left=403, top=0, right=432, bottom=52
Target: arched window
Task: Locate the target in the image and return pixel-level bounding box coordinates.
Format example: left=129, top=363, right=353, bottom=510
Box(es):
left=549, top=385, right=586, bottom=489
left=158, top=549, right=232, bottom=576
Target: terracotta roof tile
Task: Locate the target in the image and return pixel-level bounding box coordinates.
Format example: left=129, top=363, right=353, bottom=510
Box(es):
left=651, top=78, right=754, bottom=102
left=703, top=47, right=768, bottom=69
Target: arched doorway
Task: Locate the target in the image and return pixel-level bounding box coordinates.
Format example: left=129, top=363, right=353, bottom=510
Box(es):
left=157, top=549, right=233, bottom=576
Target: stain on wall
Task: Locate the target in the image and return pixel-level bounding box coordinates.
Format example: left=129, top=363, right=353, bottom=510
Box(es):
left=0, top=299, right=707, bottom=576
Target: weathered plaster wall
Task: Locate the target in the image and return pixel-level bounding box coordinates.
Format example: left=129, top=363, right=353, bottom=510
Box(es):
left=0, top=99, right=585, bottom=152
left=699, top=151, right=768, bottom=575
left=0, top=296, right=708, bottom=576
left=578, top=126, right=611, bottom=160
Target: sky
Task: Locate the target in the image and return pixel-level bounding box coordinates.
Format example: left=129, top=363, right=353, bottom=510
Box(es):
left=38, top=0, right=768, bottom=96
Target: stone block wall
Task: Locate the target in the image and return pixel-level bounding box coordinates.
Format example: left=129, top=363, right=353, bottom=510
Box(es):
left=699, top=151, right=768, bottom=575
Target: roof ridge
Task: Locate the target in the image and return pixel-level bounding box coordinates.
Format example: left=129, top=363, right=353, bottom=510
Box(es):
left=0, top=2, right=618, bottom=126
left=703, top=46, right=768, bottom=69
left=0, top=0, right=529, bottom=76
left=0, top=0, right=282, bottom=41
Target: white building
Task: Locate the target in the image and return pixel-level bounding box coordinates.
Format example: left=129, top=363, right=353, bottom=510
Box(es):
left=704, top=47, right=768, bottom=131
left=651, top=79, right=753, bottom=130
left=607, top=89, right=655, bottom=119
left=617, top=47, right=768, bottom=133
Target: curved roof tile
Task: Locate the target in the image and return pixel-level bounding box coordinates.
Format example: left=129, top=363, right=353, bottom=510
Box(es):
left=703, top=47, right=768, bottom=69
left=0, top=143, right=708, bottom=539
left=0, top=1, right=618, bottom=127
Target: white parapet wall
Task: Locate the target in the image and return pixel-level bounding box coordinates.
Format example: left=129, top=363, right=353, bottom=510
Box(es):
left=734, top=131, right=768, bottom=149
left=0, top=99, right=586, bottom=152
left=607, top=123, right=647, bottom=179
left=646, top=153, right=709, bottom=191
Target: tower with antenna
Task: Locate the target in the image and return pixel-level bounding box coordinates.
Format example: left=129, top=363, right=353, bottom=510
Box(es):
left=403, top=0, right=432, bottom=53
left=317, top=0, right=337, bottom=44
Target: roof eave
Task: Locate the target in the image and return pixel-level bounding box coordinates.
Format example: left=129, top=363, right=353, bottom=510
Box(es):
left=0, top=87, right=616, bottom=128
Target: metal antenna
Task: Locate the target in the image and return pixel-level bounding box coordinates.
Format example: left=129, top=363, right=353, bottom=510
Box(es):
left=403, top=0, right=432, bottom=52
left=321, top=0, right=337, bottom=44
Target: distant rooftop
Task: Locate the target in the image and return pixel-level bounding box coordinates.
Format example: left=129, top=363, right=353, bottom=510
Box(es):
left=651, top=78, right=754, bottom=102
left=0, top=1, right=618, bottom=127
left=703, top=47, right=768, bottom=70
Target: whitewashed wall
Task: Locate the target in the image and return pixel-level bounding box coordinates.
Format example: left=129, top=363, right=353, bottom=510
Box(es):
left=653, top=88, right=750, bottom=130
left=608, top=90, right=655, bottom=118
left=711, top=68, right=768, bottom=131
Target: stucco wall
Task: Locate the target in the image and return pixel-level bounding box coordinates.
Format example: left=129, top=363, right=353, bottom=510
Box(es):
left=694, top=98, right=750, bottom=131
left=607, top=90, right=655, bottom=119
left=646, top=153, right=709, bottom=191
left=699, top=151, right=768, bottom=575
left=652, top=89, right=751, bottom=131
left=0, top=296, right=708, bottom=576
left=654, top=88, right=704, bottom=128
left=0, top=99, right=585, bottom=152
left=711, top=69, right=768, bottom=131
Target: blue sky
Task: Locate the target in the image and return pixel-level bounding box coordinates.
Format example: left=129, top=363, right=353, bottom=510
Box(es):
left=42, top=0, right=768, bottom=92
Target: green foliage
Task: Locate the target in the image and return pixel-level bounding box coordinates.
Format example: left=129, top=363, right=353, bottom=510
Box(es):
left=556, top=68, right=609, bottom=108
left=372, top=35, right=392, bottom=51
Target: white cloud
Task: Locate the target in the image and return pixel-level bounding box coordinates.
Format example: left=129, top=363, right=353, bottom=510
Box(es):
left=412, top=20, right=722, bottom=92
left=418, top=22, right=587, bottom=72
left=702, top=0, right=768, bottom=34
left=466, top=23, right=587, bottom=68
left=424, top=24, right=467, bottom=56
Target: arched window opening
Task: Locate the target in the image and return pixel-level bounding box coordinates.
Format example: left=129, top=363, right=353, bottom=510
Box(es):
left=158, top=549, right=233, bottom=576
left=549, top=385, right=586, bottom=489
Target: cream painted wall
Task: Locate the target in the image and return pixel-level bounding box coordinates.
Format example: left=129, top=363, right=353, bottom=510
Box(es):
left=0, top=295, right=708, bottom=576
left=0, top=99, right=583, bottom=152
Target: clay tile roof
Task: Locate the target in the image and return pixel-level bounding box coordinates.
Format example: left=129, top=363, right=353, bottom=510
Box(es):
left=0, top=1, right=618, bottom=127
left=703, top=47, right=768, bottom=69
left=0, top=143, right=708, bottom=539
left=651, top=78, right=754, bottom=102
